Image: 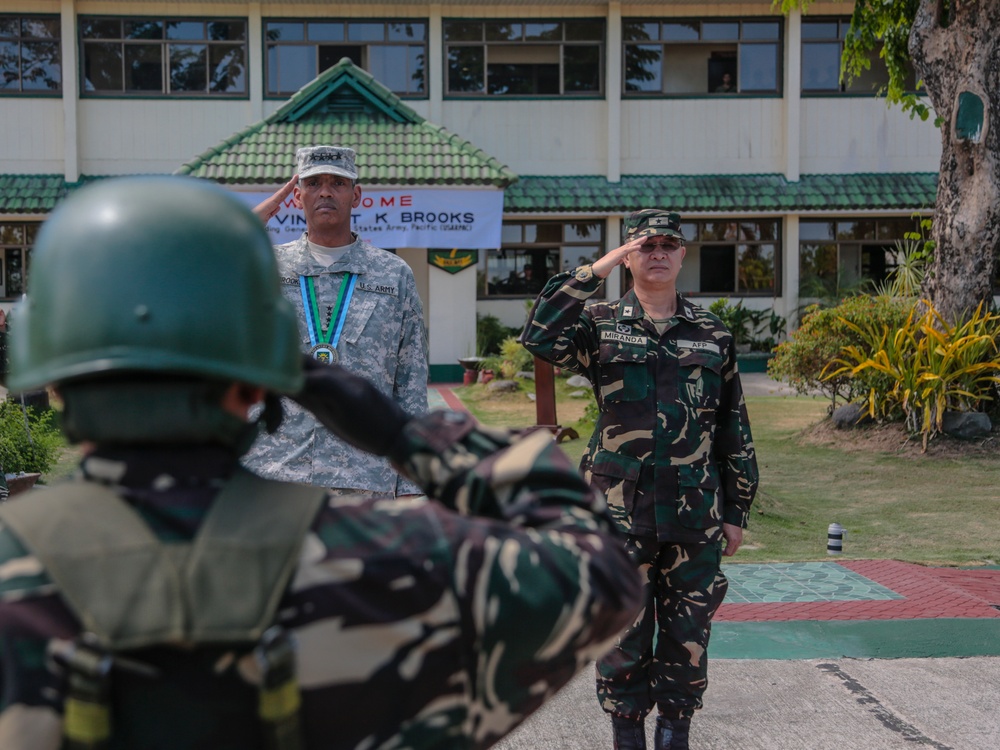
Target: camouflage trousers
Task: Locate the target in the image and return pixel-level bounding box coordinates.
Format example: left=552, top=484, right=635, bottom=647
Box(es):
left=596, top=536, right=728, bottom=721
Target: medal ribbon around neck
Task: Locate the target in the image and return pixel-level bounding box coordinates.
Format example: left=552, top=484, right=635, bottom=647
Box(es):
left=300, top=273, right=358, bottom=361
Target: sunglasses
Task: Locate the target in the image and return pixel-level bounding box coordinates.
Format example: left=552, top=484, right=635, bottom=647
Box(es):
left=638, top=240, right=683, bottom=252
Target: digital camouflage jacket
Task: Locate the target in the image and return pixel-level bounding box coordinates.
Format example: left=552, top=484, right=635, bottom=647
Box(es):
left=243, top=232, right=428, bottom=495
left=0, top=411, right=641, bottom=750
left=522, top=268, right=758, bottom=544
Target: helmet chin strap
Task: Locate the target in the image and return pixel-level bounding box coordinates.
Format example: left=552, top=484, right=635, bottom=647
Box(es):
left=60, top=379, right=264, bottom=455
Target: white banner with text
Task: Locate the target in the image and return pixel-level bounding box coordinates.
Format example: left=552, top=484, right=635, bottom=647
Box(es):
left=234, top=188, right=504, bottom=249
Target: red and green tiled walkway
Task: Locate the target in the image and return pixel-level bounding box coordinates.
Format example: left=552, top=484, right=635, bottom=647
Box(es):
left=714, top=560, right=1000, bottom=660
left=428, top=386, right=1000, bottom=661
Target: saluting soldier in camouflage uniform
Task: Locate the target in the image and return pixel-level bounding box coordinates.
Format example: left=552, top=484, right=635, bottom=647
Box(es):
left=246, top=145, right=428, bottom=497
left=0, top=176, right=642, bottom=750
left=522, top=209, right=758, bottom=750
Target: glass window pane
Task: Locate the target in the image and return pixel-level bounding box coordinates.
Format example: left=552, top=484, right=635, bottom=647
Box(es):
left=81, top=19, right=121, bottom=40
left=0, top=18, right=18, bottom=37
left=208, top=21, right=245, bottom=41
left=529, top=224, right=562, bottom=243
left=624, top=44, right=661, bottom=92
left=798, top=243, right=838, bottom=296
left=447, top=46, right=483, bottom=93
left=369, top=45, right=409, bottom=92
left=489, top=61, right=554, bottom=95
left=24, top=223, right=38, bottom=243
left=662, top=22, right=698, bottom=41
left=485, top=22, right=521, bottom=41
left=0, top=224, right=24, bottom=244
left=802, top=42, right=841, bottom=90
left=564, top=222, right=601, bottom=241
left=525, top=23, right=561, bottom=41
left=84, top=42, right=123, bottom=91
left=169, top=43, right=205, bottom=91
left=408, top=46, right=425, bottom=93
left=802, top=21, right=840, bottom=40
left=680, top=222, right=698, bottom=242
left=388, top=22, right=425, bottom=41
left=125, top=20, right=163, bottom=40
left=22, top=18, right=59, bottom=39
left=702, top=222, right=739, bottom=241
left=0, top=41, right=19, bottom=88
left=5, top=249, right=25, bottom=296
left=702, top=22, right=739, bottom=41
left=566, top=20, right=602, bottom=41
left=564, top=45, right=600, bottom=92
left=125, top=43, right=162, bottom=90
left=273, top=44, right=314, bottom=93
left=308, top=23, right=344, bottom=41
left=166, top=21, right=203, bottom=41
left=739, top=43, right=778, bottom=91
left=562, top=246, right=600, bottom=271
left=266, top=22, right=304, bottom=42
left=877, top=218, right=913, bottom=240
left=837, top=221, right=875, bottom=240
left=738, top=244, right=776, bottom=292
left=444, top=22, right=482, bottom=42
left=348, top=23, right=385, bottom=42
left=623, top=21, right=658, bottom=42
left=798, top=222, right=835, bottom=241
left=501, top=224, right=522, bottom=243
left=741, top=21, right=779, bottom=40
left=209, top=44, right=245, bottom=93
left=20, top=41, right=61, bottom=91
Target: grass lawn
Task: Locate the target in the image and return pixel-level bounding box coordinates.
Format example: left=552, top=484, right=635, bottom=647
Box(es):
left=455, top=382, right=1000, bottom=567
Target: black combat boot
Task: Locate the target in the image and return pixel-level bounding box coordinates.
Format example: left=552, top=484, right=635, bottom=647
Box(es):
left=611, top=715, right=647, bottom=750
left=653, top=715, right=691, bottom=750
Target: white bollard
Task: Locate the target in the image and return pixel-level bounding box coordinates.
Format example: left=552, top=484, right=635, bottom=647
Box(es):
left=827, top=522, right=845, bottom=555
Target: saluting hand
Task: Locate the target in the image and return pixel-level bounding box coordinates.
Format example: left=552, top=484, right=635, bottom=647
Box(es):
left=592, top=237, right=646, bottom=279
left=252, top=175, right=298, bottom=223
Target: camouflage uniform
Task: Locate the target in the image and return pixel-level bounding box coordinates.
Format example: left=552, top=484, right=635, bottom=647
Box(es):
left=521, top=267, right=758, bottom=721
left=0, top=410, right=642, bottom=750
left=243, top=232, right=428, bottom=495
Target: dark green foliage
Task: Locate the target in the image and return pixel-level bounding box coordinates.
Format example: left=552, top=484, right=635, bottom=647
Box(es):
left=476, top=314, right=521, bottom=357
left=767, top=295, right=911, bottom=406
left=0, top=400, right=65, bottom=476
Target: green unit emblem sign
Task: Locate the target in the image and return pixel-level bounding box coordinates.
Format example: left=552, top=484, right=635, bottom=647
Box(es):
left=429, top=249, right=478, bottom=274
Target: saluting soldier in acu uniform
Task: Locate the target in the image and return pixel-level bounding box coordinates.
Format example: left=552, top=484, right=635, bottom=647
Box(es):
left=0, top=176, right=643, bottom=750
left=246, top=145, right=428, bottom=498
left=522, top=209, right=758, bottom=750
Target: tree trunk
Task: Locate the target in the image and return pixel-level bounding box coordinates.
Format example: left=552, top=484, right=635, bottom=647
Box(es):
left=911, top=0, right=1000, bottom=324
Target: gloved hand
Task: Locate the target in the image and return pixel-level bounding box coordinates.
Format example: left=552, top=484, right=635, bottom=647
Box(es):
left=289, top=355, right=411, bottom=457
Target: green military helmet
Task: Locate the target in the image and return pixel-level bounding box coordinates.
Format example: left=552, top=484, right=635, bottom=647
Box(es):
left=7, top=175, right=303, bottom=395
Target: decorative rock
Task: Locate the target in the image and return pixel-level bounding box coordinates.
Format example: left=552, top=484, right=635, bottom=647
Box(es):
left=517, top=371, right=535, bottom=381
left=486, top=379, right=519, bottom=394
left=831, top=402, right=874, bottom=429
left=526, top=392, right=536, bottom=402
left=569, top=390, right=589, bottom=398
left=566, top=375, right=591, bottom=388
left=942, top=410, right=992, bottom=440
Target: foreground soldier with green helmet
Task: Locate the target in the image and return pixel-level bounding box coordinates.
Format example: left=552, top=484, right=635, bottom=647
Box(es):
left=0, top=176, right=642, bottom=750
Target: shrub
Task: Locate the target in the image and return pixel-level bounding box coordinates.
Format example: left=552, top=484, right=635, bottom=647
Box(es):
left=826, top=301, right=1000, bottom=448
left=767, top=295, right=911, bottom=406
left=708, top=299, right=786, bottom=351
left=476, top=314, right=521, bottom=357
left=0, top=400, right=65, bottom=476
left=482, top=336, right=534, bottom=380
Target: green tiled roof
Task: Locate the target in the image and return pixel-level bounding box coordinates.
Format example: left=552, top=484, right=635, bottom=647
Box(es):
left=0, top=175, right=72, bottom=214
left=504, top=173, right=938, bottom=213
left=177, top=58, right=516, bottom=188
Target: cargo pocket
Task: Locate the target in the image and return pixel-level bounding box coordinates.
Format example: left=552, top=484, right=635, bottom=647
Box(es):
left=676, top=348, right=724, bottom=411
left=586, top=449, right=642, bottom=533
left=596, top=345, right=648, bottom=403
left=675, top=464, right=722, bottom=529
left=341, top=290, right=381, bottom=345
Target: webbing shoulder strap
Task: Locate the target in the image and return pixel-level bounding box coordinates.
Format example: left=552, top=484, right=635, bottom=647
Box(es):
left=0, top=468, right=327, bottom=650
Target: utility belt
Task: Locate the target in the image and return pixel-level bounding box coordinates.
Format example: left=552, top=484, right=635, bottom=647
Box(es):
left=0, top=468, right=327, bottom=750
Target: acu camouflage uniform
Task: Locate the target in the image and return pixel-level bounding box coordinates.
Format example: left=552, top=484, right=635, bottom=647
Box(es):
left=0, top=410, right=642, bottom=750
left=243, top=232, right=428, bottom=495
left=521, top=267, right=758, bottom=721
